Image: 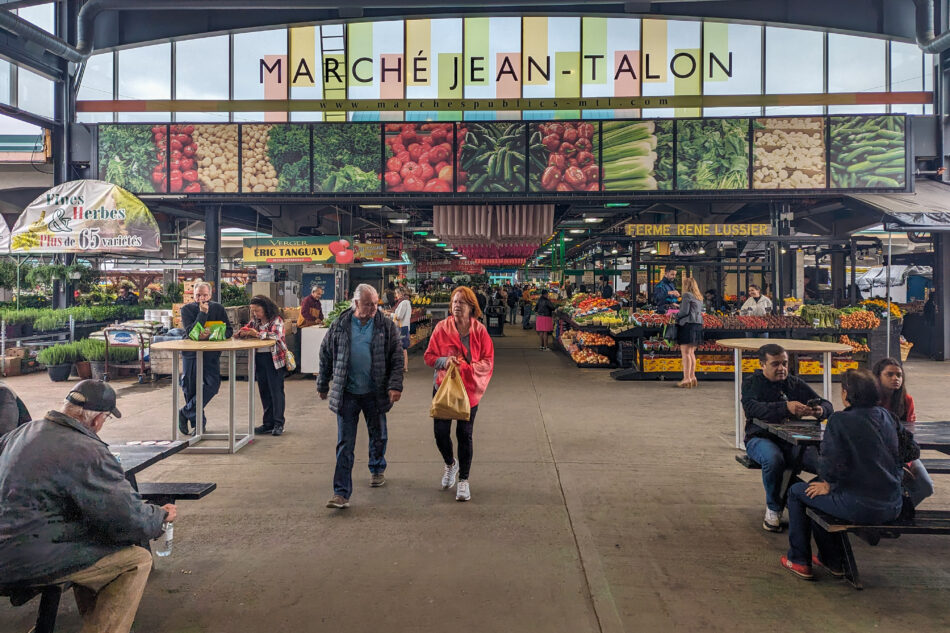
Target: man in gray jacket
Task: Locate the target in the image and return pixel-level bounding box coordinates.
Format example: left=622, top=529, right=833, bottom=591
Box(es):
left=0, top=380, right=175, bottom=633
left=318, top=284, right=404, bottom=508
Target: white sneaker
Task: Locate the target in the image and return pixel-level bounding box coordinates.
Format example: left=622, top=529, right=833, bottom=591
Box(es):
left=763, top=508, right=783, bottom=532
left=456, top=479, right=471, bottom=502
left=441, top=460, right=459, bottom=490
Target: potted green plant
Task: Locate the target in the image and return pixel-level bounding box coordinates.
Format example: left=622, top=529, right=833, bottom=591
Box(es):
left=74, top=340, right=92, bottom=379
left=78, top=338, right=107, bottom=379
left=37, top=343, right=77, bottom=382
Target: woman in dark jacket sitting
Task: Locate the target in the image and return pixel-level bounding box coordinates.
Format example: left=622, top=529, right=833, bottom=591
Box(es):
left=781, top=369, right=903, bottom=580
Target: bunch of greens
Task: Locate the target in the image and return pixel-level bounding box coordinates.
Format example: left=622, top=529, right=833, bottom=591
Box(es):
left=98, top=125, right=161, bottom=193
left=267, top=125, right=311, bottom=192
left=654, top=120, right=674, bottom=190
left=323, top=300, right=352, bottom=326
left=676, top=119, right=749, bottom=190
left=313, top=125, right=380, bottom=192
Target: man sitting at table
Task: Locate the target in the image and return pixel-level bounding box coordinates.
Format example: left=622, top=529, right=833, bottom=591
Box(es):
left=0, top=380, right=175, bottom=633
left=742, top=343, right=833, bottom=533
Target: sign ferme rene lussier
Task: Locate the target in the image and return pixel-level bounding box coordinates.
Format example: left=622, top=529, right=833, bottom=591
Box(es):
left=626, top=224, right=773, bottom=237
left=261, top=48, right=734, bottom=93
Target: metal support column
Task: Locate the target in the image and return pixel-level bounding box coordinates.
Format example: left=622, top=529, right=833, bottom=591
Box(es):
left=204, top=206, right=222, bottom=302
left=935, top=232, right=950, bottom=360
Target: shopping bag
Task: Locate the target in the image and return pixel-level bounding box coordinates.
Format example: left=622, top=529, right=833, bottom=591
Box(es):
left=430, top=363, right=471, bottom=421
left=188, top=320, right=227, bottom=341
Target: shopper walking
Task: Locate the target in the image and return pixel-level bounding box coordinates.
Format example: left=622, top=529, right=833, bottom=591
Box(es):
left=873, top=357, right=933, bottom=507
left=424, top=286, right=495, bottom=502
left=393, top=286, right=413, bottom=373
left=507, top=284, right=521, bottom=324
left=179, top=282, right=233, bottom=435
left=676, top=277, right=704, bottom=388
left=534, top=289, right=556, bottom=350
left=237, top=295, right=288, bottom=436
left=318, top=284, right=404, bottom=509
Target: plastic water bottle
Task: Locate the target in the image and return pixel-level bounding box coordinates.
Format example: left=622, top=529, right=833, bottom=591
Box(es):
left=154, top=522, right=173, bottom=557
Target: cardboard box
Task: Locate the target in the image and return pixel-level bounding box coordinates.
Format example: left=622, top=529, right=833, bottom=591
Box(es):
left=172, top=303, right=185, bottom=319
left=1, top=357, right=21, bottom=376
left=5, top=347, right=26, bottom=359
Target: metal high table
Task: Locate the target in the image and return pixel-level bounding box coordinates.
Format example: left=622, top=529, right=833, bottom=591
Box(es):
left=716, top=338, right=853, bottom=449
left=151, top=338, right=276, bottom=454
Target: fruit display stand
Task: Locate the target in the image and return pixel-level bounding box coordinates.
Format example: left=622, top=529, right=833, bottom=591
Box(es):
left=610, top=309, right=884, bottom=382
left=559, top=330, right=617, bottom=368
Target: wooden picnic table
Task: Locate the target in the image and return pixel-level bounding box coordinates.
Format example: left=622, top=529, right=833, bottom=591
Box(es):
left=718, top=338, right=852, bottom=448
left=750, top=418, right=823, bottom=507
left=152, top=338, right=275, bottom=454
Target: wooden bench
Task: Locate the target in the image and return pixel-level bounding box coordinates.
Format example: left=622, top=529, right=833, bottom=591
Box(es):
left=0, top=582, right=72, bottom=633
left=920, top=458, right=950, bottom=474
left=138, top=482, right=216, bottom=506
left=806, top=507, right=950, bottom=589
left=735, top=454, right=761, bottom=469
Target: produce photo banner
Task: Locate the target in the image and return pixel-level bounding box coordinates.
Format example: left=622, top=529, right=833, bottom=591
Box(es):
left=96, top=114, right=909, bottom=197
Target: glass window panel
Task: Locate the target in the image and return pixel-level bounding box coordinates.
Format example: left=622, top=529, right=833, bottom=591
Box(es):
left=765, top=27, right=823, bottom=116
left=17, top=67, right=54, bottom=119
left=0, top=112, right=43, bottom=135
left=233, top=29, right=288, bottom=122
left=703, top=23, right=761, bottom=117
left=643, top=19, right=700, bottom=117
left=828, top=33, right=885, bottom=114
left=890, top=41, right=924, bottom=115
left=176, top=36, right=230, bottom=122
left=77, top=53, right=113, bottom=123
left=0, top=60, right=12, bottom=106
left=118, top=43, right=170, bottom=122
left=17, top=4, right=54, bottom=34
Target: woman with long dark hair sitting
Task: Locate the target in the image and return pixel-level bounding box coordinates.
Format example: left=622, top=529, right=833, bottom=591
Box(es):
left=873, top=357, right=933, bottom=507
left=237, top=294, right=288, bottom=436
left=781, top=369, right=903, bottom=580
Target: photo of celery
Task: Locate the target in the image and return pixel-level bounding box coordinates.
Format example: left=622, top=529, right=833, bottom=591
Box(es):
left=601, top=121, right=672, bottom=191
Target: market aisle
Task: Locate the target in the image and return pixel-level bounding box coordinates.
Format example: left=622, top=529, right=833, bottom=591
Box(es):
left=3, top=327, right=950, bottom=633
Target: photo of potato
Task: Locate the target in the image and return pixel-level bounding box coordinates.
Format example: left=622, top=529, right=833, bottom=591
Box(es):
left=191, top=124, right=239, bottom=193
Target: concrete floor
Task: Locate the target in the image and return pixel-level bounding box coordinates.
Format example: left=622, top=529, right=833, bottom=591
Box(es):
left=2, top=325, right=950, bottom=632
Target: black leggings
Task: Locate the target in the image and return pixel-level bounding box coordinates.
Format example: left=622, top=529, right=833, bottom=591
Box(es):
left=434, top=404, right=478, bottom=480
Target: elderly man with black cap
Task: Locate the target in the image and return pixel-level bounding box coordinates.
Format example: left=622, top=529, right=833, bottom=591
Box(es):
left=0, top=380, right=174, bottom=633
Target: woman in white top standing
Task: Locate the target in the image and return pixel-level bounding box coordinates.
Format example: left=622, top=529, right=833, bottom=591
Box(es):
left=394, top=287, right=413, bottom=373
left=739, top=284, right=773, bottom=316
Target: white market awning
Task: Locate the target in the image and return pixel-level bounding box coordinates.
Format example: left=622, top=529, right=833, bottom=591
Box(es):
left=846, top=180, right=950, bottom=231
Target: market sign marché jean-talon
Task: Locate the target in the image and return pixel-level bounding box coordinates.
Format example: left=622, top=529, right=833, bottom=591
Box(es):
left=625, top=223, right=773, bottom=238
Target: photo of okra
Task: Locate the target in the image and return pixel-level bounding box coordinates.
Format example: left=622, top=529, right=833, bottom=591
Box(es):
left=829, top=116, right=906, bottom=189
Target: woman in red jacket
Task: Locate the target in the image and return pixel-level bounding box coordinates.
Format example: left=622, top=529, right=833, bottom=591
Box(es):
left=424, top=286, right=495, bottom=502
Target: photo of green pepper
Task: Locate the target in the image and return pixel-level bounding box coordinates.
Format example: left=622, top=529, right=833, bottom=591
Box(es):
left=458, top=123, right=526, bottom=193
left=829, top=116, right=906, bottom=189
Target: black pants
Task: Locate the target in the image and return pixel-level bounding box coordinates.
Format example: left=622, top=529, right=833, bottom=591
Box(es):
left=255, top=352, right=286, bottom=429
left=434, top=403, right=478, bottom=480
left=180, top=351, right=221, bottom=423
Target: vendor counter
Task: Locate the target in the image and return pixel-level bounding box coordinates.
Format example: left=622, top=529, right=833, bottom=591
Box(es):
left=300, top=325, right=329, bottom=374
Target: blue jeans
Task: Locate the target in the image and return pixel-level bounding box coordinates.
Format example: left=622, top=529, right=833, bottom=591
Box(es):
left=333, top=392, right=388, bottom=499
left=508, top=305, right=518, bottom=323
left=904, top=459, right=934, bottom=507
left=180, top=351, right=221, bottom=424
left=745, top=436, right=820, bottom=512
left=786, top=481, right=901, bottom=566
left=521, top=304, right=532, bottom=329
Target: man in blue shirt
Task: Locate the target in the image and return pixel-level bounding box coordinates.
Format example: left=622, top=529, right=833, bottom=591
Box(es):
left=318, top=284, right=404, bottom=509
left=652, top=267, right=680, bottom=313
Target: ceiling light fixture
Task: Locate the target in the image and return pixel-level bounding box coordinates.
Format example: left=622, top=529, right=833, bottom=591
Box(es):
left=650, top=248, right=658, bottom=254
left=569, top=228, right=585, bottom=234
left=426, top=237, right=439, bottom=242
left=611, top=248, right=618, bottom=254
left=389, top=217, right=409, bottom=224
left=583, top=217, right=603, bottom=224
left=698, top=248, right=706, bottom=254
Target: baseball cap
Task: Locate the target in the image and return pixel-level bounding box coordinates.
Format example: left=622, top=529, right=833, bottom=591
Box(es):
left=66, top=380, right=122, bottom=418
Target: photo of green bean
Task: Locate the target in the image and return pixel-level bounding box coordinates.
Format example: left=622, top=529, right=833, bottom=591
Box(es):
left=829, top=116, right=906, bottom=189
left=457, top=123, right=526, bottom=193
